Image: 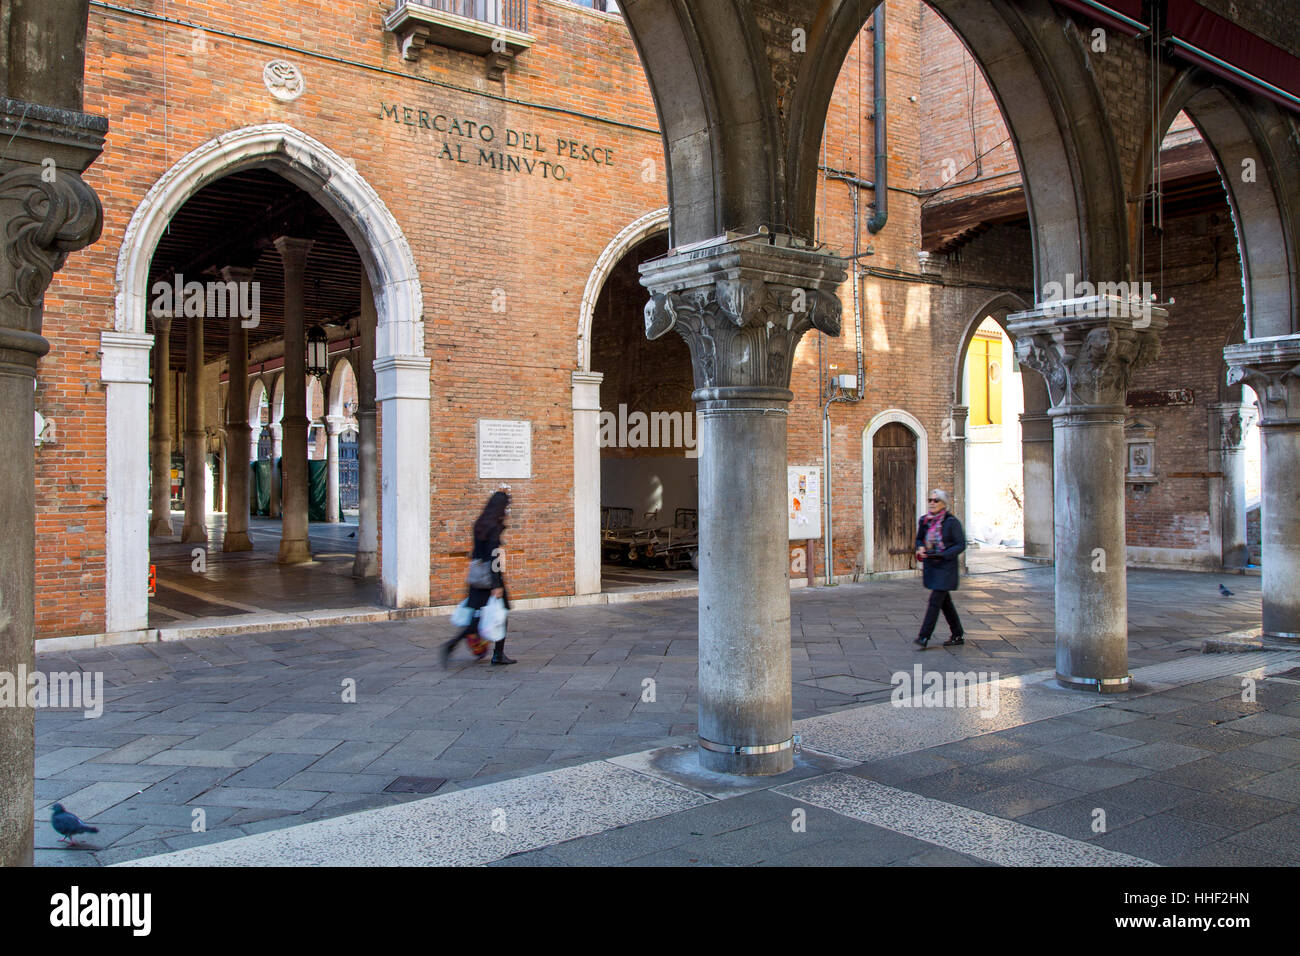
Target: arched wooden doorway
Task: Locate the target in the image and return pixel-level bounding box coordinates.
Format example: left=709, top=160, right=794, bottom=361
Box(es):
left=872, top=422, right=918, bottom=573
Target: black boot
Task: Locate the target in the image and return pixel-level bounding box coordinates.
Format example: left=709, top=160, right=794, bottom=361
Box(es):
left=490, top=637, right=516, bottom=665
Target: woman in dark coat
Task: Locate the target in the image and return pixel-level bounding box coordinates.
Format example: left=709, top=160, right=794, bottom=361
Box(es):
left=442, top=490, right=515, bottom=666
left=913, top=488, right=966, bottom=649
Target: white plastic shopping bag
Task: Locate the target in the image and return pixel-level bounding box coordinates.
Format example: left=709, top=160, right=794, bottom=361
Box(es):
left=450, top=600, right=474, bottom=628
left=479, top=595, right=508, bottom=642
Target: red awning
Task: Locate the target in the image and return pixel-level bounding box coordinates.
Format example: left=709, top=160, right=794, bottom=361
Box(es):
left=1167, top=2, right=1300, bottom=112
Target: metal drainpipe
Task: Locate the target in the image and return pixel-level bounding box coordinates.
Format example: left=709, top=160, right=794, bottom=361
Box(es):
left=867, top=5, right=888, bottom=235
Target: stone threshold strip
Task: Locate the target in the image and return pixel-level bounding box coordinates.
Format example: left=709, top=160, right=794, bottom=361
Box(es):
left=118, top=652, right=1299, bottom=868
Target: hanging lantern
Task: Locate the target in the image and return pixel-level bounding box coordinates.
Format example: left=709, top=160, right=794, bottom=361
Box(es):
left=306, top=325, right=329, bottom=379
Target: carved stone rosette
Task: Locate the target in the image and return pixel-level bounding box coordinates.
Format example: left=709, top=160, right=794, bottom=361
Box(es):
left=1225, top=337, right=1300, bottom=426
left=640, top=238, right=847, bottom=396
left=1006, top=299, right=1169, bottom=413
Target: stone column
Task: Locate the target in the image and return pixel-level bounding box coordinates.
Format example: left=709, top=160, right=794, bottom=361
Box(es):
left=222, top=266, right=255, bottom=551
left=149, top=313, right=174, bottom=536
left=572, top=370, right=604, bottom=595
left=353, top=273, right=379, bottom=578
left=1020, top=411, right=1055, bottom=560
left=949, top=403, right=968, bottom=576
left=1227, top=337, right=1300, bottom=642
left=180, top=314, right=208, bottom=543
left=1009, top=297, right=1167, bottom=692
left=325, top=415, right=344, bottom=523
left=274, top=236, right=313, bottom=564
left=1208, top=401, right=1255, bottom=569
left=642, top=238, right=845, bottom=774
left=0, top=97, right=106, bottom=866
left=268, top=421, right=283, bottom=518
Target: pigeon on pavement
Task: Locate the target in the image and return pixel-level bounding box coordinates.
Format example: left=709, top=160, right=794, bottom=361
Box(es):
left=1219, top=583, right=1234, bottom=597
left=50, top=804, right=98, bottom=845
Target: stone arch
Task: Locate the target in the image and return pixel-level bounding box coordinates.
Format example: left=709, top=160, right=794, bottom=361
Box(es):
left=951, top=292, right=1035, bottom=408
left=577, top=207, right=670, bottom=372
left=861, top=409, right=930, bottom=575
left=247, top=376, right=268, bottom=429
left=103, top=124, right=430, bottom=631
left=1137, top=68, right=1300, bottom=340
left=327, top=355, right=356, bottom=419
left=623, top=0, right=1129, bottom=284
left=571, top=208, right=672, bottom=596
left=269, top=371, right=286, bottom=426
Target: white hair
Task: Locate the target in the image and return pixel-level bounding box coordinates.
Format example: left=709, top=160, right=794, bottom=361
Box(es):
left=930, top=489, right=951, bottom=509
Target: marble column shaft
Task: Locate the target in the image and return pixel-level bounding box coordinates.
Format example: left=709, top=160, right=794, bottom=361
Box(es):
left=275, top=236, right=314, bottom=564
left=642, top=238, right=846, bottom=774
left=150, top=314, right=174, bottom=536
left=180, top=313, right=207, bottom=543
left=222, top=266, right=255, bottom=551
left=0, top=97, right=106, bottom=866
left=353, top=272, right=379, bottom=578
left=1227, top=338, right=1300, bottom=641
left=325, top=415, right=344, bottom=523
left=1009, top=297, right=1167, bottom=692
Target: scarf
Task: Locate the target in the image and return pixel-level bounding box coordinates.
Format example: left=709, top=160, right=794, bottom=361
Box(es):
left=921, top=510, right=947, bottom=553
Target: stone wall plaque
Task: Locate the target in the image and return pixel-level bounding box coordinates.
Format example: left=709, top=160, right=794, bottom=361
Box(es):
left=1127, top=387, right=1194, bottom=408
left=478, top=419, right=531, bottom=479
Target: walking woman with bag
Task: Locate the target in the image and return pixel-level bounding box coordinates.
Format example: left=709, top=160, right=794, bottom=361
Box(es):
left=913, top=488, right=966, bottom=649
left=442, top=490, right=516, bottom=667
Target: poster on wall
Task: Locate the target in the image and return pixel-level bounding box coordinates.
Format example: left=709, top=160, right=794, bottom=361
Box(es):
left=478, top=419, right=532, bottom=479
left=788, top=466, right=822, bottom=541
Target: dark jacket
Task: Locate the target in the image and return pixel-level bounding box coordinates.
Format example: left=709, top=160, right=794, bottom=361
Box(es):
left=915, top=512, right=965, bottom=592
left=465, top=528, right=509, bottom=610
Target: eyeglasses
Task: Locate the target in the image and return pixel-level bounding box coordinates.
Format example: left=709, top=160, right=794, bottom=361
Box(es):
left=928, top=498, right=942, bottom=503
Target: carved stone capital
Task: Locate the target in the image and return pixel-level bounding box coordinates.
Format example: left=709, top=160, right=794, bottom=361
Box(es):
left=1207, top=401, right=1256, bottom=452
left=639, top=238, right=846, bottom=393
left=1225, top=336, right=1300, bottom=426
left=0, top=98, right=106, bottom=338
left=1006, top=298, right=1168, bottom=412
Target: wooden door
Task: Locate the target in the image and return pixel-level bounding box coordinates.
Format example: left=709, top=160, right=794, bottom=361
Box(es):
left=873, top=422, right=917, bottom=572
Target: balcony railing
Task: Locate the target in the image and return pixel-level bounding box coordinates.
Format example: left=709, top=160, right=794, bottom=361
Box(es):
left=399, top=0, right=528, bottom=34
left=385, top=0, right=533, bottom=77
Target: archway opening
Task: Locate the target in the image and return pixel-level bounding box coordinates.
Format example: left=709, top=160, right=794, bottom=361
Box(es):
left=143, top=167, right=376, bottom=625
left=588, top=231, right=701, bottom=591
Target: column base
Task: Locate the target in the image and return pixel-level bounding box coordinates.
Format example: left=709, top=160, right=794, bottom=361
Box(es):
left=352, top=551, right=378, bottom=578
left=698, top=736, right=796, bottom=775
left=180, top=525, right=207, bottom=544
left=223, top=532, right=253, bottom=553
left=1056, top=672, right=1132, bottom=693
left=1262, top=630, right=1300, bottom=643
left=277, top=539, right=313, bottom=564
left=150, top=518, right=174, bottom=537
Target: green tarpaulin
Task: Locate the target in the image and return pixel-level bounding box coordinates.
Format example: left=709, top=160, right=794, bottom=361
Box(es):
left=250, top=460, right=272, bottom=516
left=249, top=459, right=340, bottom=521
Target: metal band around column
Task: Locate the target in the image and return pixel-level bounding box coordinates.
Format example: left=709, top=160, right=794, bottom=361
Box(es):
left=1056, top=672, right=1132, bottom=692
left=699, top=735, right=800, bottom=755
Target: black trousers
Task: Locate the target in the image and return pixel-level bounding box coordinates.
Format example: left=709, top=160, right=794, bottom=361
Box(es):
left=447, top=619, right=508, bottom=659
left=919, top=589, right=963, bottom=640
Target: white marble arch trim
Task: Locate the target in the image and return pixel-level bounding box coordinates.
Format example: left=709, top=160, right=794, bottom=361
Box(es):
left=861, top=409, right=929, bottom=575
left=576, top=207, right=669, bottom=372
left=108, top=123, right=428, bottom=627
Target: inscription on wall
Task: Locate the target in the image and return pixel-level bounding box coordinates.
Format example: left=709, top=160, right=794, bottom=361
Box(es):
left=378, top=102, right=615, bottom=183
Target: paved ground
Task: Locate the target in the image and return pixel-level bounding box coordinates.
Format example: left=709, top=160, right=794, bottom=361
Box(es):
left=116, top=650, right=1300, bottom=867
left=33, top=564, right=1267, bottom=865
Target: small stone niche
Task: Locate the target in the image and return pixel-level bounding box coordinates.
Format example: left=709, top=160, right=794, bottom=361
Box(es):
left=1125, top=416, right=1158, bottom=490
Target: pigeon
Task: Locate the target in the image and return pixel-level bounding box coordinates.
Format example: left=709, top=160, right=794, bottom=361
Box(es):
left=50, top=804, right=98, bottom=845
left=1219, top=584, right=1234, bottom=597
